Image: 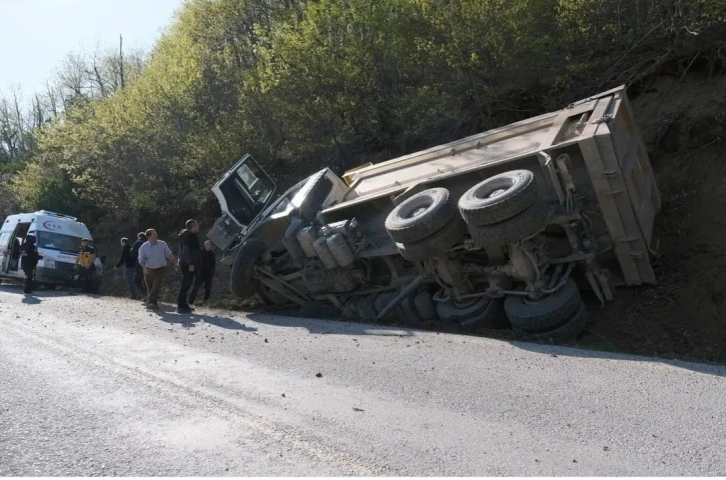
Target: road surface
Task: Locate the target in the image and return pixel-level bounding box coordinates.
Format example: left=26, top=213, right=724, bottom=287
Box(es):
left=1, top=286, right=726, bottom=475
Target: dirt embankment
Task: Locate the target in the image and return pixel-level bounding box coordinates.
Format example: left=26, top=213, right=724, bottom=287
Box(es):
left=586, top=74, right=726, bottom=362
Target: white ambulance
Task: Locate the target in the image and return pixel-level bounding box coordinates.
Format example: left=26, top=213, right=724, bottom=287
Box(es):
left=0, top=211, right=105, bottom=289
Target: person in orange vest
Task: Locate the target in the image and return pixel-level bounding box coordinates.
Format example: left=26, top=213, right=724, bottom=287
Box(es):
left=75, top=238, right=97, bottom=293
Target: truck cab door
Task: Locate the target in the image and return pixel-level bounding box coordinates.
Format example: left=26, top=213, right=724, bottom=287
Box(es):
left=210, top=154, right=277, bottom=250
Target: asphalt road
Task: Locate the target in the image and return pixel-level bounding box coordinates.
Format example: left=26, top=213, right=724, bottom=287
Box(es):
left=2, top=286, right=726, bottom=475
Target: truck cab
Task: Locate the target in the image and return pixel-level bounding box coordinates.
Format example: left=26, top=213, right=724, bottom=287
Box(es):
left=208, top=154, right=349, bottom=257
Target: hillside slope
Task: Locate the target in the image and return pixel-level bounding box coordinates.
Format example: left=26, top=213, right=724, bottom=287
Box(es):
left=588, top=74, right=726, bottom=362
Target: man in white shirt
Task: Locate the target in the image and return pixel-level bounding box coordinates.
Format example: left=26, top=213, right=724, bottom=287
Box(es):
left=138, top=228, right=176, bottom=310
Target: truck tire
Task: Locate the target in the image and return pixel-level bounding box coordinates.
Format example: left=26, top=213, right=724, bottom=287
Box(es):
left=396, top=217, right=467, bottom=262
left=341, top=297, right=360, bottom=320
left=458, top=170, right=537, bottom=226
left=230, top=238, right=267, bottom=300
left=534, top=301, right=588, bottom=342
left=358, top=294, right=379, bottom=322
left=467, top=201, right=548, bottom=248
left=373, top=290, right=399, bottom=321
left=385, top=188, right=454, bottom=244
left=413, top=291, right=437, bottom=320
left=397, top=294, right=425, bottom=327
left=504, top=278, right=581, bottom=333
left=436, top=296, right=507, bottom=330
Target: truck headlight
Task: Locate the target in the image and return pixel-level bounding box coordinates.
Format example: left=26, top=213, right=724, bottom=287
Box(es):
left=43, top=257, right=56, bottom=269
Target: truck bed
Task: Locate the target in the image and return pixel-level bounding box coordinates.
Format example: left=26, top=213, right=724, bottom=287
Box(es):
left=326, top=85, right=661, bottom=288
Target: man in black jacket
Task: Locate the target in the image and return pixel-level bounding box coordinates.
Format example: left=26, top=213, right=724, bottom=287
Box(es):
left=114, top=237, right=139, bottom=298
left=20, top=235, right=39, bottom=294
left=130, top=232, right=147, bottom=301
left=177, top=219, right=201, bottom=313
left=189, top=240, right=216, bottom=306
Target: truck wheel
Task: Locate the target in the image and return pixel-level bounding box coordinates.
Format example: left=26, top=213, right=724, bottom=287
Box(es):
left=396, top=217, right=467, bottom=262
left=459, top=170, right=537, bottom=226
left=358, top=294, right=379, bottom=322
left=504, top=278, right=581, bottom=333
left=344, top=295, right=378, bottom=322
left=373, top=290, right=399, bottom=321
left=397, top=294, right=424, bottom=327
left=534, top=301, right=588, bottom=342
left=436, top=296, right=507, bottom=330
left=230, top=238, right=267, bottom=300
left=413, top=291, right=437, bottom=320
left=467, top=201, right=548, bottom=248
left=341, top=297, right=360, bottom=320
left=385, top=188, right=454, bottom=244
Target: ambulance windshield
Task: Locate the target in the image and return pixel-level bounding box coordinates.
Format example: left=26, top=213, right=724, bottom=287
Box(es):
left=36, top=231, right=91, bottom=253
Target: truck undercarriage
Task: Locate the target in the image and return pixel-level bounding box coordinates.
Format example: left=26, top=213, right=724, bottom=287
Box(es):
left=208, top=86, right=660, bottom=340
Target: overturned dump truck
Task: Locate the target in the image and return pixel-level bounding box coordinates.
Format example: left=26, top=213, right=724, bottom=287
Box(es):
left=208, top=85, right=660, bottom=340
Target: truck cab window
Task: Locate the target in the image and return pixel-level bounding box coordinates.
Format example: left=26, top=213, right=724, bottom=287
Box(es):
left=217, top=156, right=276, bottom=226
left=236, top=163, right=273, bottom=206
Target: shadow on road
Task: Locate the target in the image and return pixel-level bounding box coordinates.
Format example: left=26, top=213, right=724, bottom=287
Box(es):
left=509, top=338, right=726, bottom=378
left=250, top=304, right=726, bottom=377
left=246, top=311, right=416, bottom=337
left=5, top=282, right=723, bottom=378
left=0, top=284, right=77, bottom=298
left=155, top=307, right=257, bottom=332
left=21, top=294, right=42, bottom=305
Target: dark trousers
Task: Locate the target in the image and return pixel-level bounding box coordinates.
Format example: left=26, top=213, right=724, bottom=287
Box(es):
left=78, top=265, right=96, bottom=293
left=189, top=274, right=213, bottom=304
left=177, top=262, right=195, bottom=308
left=124, top=266, right=138, bottom=297
left=134, top=264, right=146, bottom=296
left=144, top=267, right=165, bottom=306
left=22, top=266, right=36, bottom=294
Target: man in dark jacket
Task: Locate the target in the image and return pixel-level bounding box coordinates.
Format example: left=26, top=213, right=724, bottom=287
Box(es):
left=20, top=235, right=39, bottom=294
left=130, top=232, right=147, bottom=301
left=114, top=237, right=139, bottom=298
left=177, top=219, right=201, bottom=313
left=189, top=240, right=216, bottom=306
